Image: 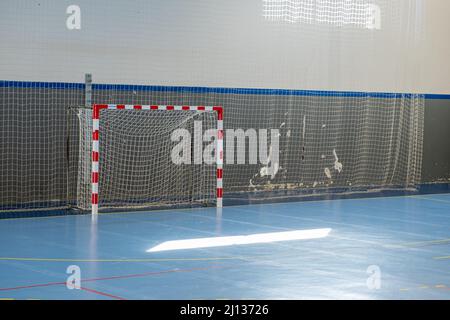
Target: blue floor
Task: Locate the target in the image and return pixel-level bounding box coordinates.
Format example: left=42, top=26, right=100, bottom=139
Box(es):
left=0, top=194, right=449, bottom=300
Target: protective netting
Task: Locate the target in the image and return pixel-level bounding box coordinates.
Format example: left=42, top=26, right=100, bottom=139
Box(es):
left=0, top=84, right=83, bottom=212
left=0, top=84, right=424, bottom=213
left=74, top=108, right=217, bottom=211
left=0, top=0, right=427, bottom=214
left=87, top=88, right=424, bottom=204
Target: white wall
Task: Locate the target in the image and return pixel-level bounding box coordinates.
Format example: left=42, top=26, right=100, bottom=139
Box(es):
left=418, top=0, right=450, bottom=94
left=0, top=0, right=448, bottom=93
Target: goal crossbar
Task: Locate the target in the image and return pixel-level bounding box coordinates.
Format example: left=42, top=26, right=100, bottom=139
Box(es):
left=91, top=104, right=223, bottom=214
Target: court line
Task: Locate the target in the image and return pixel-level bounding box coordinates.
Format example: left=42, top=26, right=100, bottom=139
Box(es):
left=0, top=205, right=212, bottom=221
left=0, top=256, right=244, bottom=263
left=2, top=193, right=448, bottom=221
left=433, top=255, right=450, bottom=260
left=0, top=265, right=227, bottom=292
left=80, top=286, right=127, bottom=300
left=387, top=238, right=450, bottom=249
left=0, top=214, right=72, bottom=222
left=400, top=284, right=450, bottom=292
left=0, top=280, right=66, bottom=292
left=97, top=194, right=427, bottom=216
left=410, top=195, right=450, bottom=204
left=103, top=193, right=450, bottom=216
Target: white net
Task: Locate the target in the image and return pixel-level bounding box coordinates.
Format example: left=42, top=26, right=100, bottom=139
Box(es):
left=74, top=107, right=217, bottom=211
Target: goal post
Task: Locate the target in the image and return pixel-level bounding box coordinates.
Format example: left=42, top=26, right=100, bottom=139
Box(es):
left=90, top=104, right=223, bottom=215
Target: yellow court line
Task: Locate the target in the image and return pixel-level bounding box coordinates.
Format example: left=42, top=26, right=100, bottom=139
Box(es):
left=0, top=252, right=312, bottom=264
left=387, top=238, right=450, bottom=249
left=433, top=255, right=450, bottom=260
left=0, top=256, right=245, bottom=263
left=0, top=251, right=319, bottom=264
left=400, top=284, right=448, bottom=292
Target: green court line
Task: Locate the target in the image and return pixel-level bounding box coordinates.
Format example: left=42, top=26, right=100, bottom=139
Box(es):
left=0, top=256, right=245, bottom=263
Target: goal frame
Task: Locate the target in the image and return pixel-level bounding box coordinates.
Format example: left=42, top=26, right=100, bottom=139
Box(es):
left=91, top=104, right=223, bottom=214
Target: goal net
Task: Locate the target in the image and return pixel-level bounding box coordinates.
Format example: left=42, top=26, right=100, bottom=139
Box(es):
left=74, top=104, right=223, bottom=213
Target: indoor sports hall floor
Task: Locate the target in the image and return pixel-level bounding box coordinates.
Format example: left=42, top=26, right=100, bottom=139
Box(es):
left=0, top=194, right=449, bottom=300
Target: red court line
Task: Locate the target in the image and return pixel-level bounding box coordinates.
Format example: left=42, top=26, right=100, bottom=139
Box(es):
left=80, top=286, right=127, bottom=300
left=0, top=281, right=66, bottom=291
left=0, top=265, right=225, bottom=292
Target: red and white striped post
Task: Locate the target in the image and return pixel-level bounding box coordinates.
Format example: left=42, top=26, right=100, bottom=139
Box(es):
left=213, top=106, right=223, bottom=208
left=91, top=104, right=103, bottom=215
left=91, top=104, right=223, bottom=214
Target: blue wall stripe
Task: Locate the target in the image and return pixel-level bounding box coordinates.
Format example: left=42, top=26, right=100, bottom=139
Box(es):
left=424, top=94, right=450, bottom=100
left=1, top=80, right=449, bottom=99
left=0, top=80, right=85, bottom=90
left=90, top=84, right=423, bottom=99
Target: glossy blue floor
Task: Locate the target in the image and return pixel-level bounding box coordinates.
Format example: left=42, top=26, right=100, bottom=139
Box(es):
left=0, top=194, right=449, bottom=300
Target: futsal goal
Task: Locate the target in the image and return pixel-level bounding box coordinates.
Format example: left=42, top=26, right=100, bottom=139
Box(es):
left=74, top=104, right=223, bottom=214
